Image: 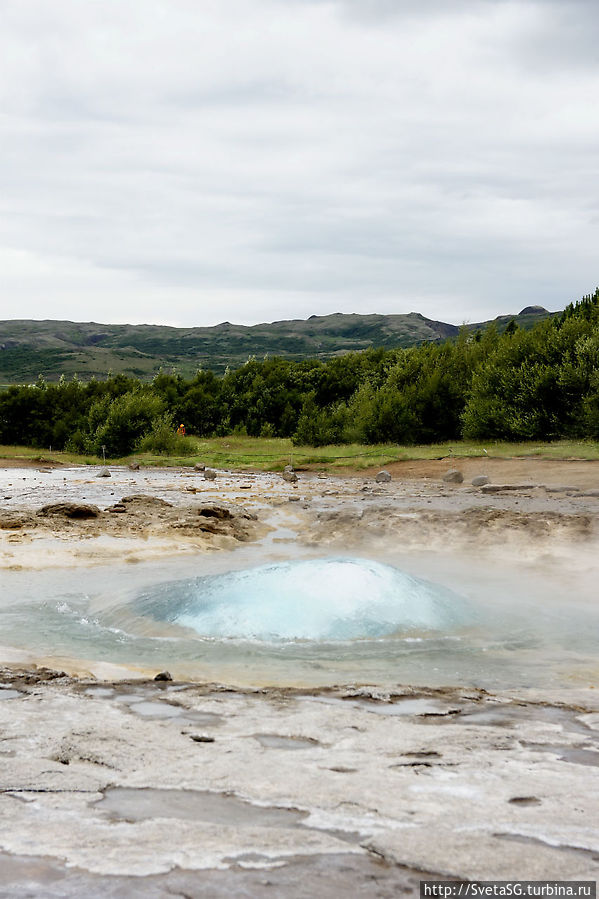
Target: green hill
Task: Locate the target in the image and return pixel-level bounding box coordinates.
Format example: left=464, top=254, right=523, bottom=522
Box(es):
left=0, top=307, right=552, bottom=383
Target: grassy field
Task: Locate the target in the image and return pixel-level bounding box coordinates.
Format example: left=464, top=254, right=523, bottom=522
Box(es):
left=2, top=437, right=599, bottom=472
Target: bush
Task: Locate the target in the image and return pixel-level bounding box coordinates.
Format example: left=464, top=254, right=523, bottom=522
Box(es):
left=137, top=413, right=196, bottom=455
left=88, top=391, right=165, bottom=457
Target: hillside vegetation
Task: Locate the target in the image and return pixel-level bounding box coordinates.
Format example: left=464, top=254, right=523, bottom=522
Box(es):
left=0, top=307, right=552, bottom=383
left=0, top=291, right=595, bottom=455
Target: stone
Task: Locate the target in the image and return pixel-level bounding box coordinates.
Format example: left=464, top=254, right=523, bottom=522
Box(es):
left=204, top=469, right=217, bottom=480
left=375, top=470, right=391, bottom=483
left=443, top=469, right=463, bottom=484
left=190, top=735, right=215, bottom=743
left=197, top=504, right=233, bottom=520
left=282, top=470, right=298, bottom=483
left=128, top=462, right=140, bottom=471
left=284, top=464, right=294, bottom=473
left=471, top=475, right=489, bottom=487
left=37, top=503, right=100, bottom=519
left=96, top=468, right=111, bottom=478
left=194, top=463, right=206, bottom=472
left=107, top=504, right=127, bottom=513
left=153, top=671, right=172, bottom=682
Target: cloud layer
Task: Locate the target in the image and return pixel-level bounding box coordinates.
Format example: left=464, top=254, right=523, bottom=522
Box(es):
left=1, top=0, right=597, bottom=325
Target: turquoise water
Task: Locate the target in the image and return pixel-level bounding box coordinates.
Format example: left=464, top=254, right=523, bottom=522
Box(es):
left=1, top=550, right=598, bottom=690
left=133, top=558, right=472, bottom=641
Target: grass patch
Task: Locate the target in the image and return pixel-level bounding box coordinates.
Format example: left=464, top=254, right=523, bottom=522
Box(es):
left=2, top=437, right=599, bottom=472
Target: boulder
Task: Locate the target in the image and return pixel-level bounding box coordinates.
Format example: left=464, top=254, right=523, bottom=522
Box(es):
left=37, top=503, right=100, bottom=519
left=128, top=461, right=140, bottom=471
left=194, top=463, right=206, bottom=472
left=204, top=469, right=217, bottom=480
left=443, top=469, right=464, bottom=484
left=471, top=475, right=489, bottom=487
left=153, top=671, right=172, bottom=682
left=375, top=470, right=391, bottom=483
left=96, top=468, right=111, bottom=478
left=282, top=470, right=298, bottom=483
left=284, top=464, right=294, bottom=473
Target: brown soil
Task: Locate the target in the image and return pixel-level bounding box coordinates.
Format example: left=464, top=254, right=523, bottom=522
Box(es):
left=0, top=457, right=64, bottom=469
left=353, top=457, right=599, bottom=488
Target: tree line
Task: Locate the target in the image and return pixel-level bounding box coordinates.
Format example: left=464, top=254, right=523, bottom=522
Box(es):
left=1, top=289, right=598, bottom=457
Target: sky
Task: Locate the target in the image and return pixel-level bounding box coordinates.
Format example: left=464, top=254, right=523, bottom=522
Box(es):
left=0, top=0, right=598, bottom=327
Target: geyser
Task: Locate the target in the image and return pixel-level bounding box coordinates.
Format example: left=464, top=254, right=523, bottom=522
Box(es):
left=133, top=557, right=470, bottom=641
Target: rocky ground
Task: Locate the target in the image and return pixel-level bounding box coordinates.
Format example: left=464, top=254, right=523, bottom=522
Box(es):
left=0, top=457, right=598, bottom=895
left=1, top=457, right=598, bottom=568
left=0, top=669, right=598, bottom=896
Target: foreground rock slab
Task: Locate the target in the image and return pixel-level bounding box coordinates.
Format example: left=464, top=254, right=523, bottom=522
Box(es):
left=0, top=670, right=597, bottom=888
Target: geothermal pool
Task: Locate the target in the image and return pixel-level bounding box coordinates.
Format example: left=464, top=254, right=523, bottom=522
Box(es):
left=1, top=546, right=598, bottom=690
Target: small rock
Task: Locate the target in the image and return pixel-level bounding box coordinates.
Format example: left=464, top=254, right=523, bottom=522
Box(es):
left=96, top=468, right=111, bottom=478
left=284, top=464, right=294, bottom=473
left=282, top=470, right=298, bottom=483
left=128, top=461, right=140, bottom=471
left=581, top=488, right=599, bottom=497
left=204, top=469, right=217, bottom=480
left=471, top=475, right=489, bottom=487
left=107, top=504, right=127, bottom=513
left=194, top=463, right=206, bottom=472
left=443, top=469, right=464, bottom=484
left=375, top=470, right=391, bottom=483
left=190, top=735, right=215, bottom=743
left=153, top=671, right=172, bottom=682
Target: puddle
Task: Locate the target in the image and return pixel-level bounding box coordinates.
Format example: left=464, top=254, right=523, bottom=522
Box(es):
left=456, top=704, right=593, bottom=735
left=114, top=693, right=146, bottom=705
left=121, top=700, right=223, bottom=727
left=127, top=700, right=184, bottom=718
left=522, top=743, right=599, bottom=767
left=307, top=695, right=457, bottom=718
left=0, top=689, right=21, bottom=701
left=253, top=734, right=320, bottom=750
left=95, top=787, right=308, bottom=827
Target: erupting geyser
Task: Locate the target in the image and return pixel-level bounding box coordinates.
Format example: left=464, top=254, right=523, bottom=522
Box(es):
left=133, top=557, right=470, bottom=641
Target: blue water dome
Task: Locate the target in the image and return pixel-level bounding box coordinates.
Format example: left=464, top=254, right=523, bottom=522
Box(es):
left=135, top=558, right=471, bottom=642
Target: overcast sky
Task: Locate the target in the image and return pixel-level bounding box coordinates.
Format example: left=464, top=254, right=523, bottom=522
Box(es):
left=1, top=0, right=597, bottom=327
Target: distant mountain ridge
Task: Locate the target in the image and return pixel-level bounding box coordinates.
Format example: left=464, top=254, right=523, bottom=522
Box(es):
left=0, top=306, right=552, bottom=383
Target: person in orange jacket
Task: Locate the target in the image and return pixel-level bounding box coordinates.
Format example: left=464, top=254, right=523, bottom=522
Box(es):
left=176, top=423, right=186, bottom=436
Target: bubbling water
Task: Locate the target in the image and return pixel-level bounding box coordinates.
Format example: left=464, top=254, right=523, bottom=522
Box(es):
left=132, top=557, right=470, bottom=642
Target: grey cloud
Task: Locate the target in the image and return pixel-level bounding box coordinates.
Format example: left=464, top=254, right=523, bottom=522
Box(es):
left=0, top=0, right=597, bottom=327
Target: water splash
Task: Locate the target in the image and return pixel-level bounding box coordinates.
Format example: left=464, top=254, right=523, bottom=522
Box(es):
left=133, top=557, right=470, bottom=642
